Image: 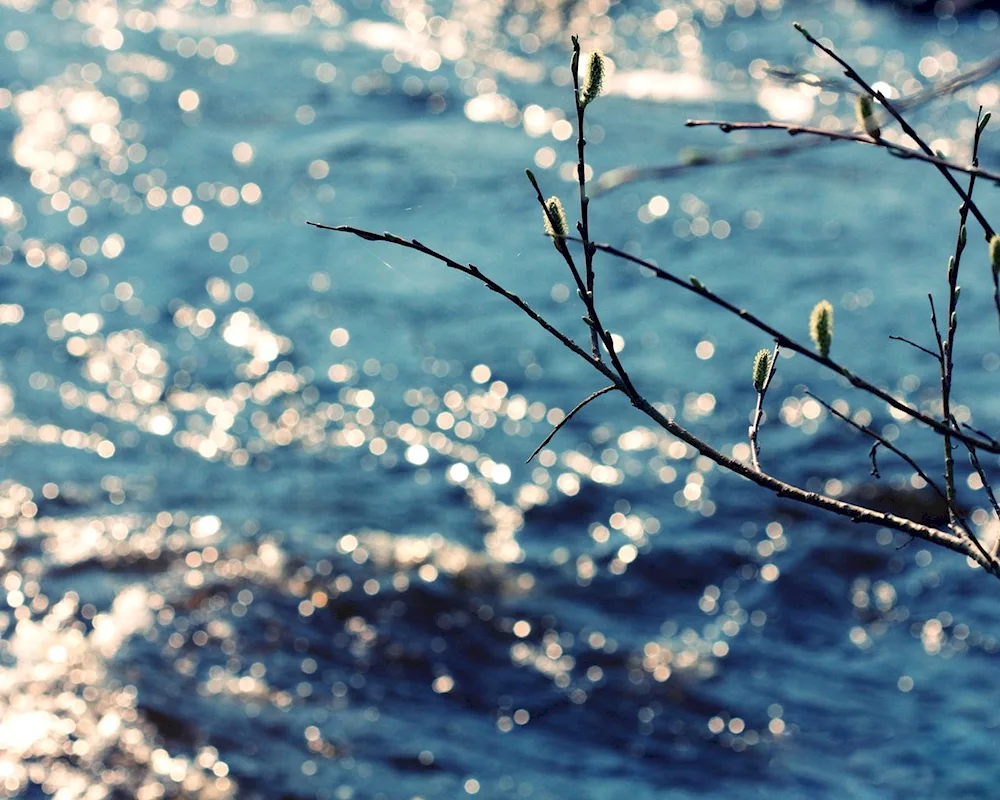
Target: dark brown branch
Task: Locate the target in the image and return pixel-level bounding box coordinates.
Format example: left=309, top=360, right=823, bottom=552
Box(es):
left=594, top=50, right=1000, bottom=197
left=524, top=173, right=639, bottom=398
left=526, top=385, right=617, bottom=463
left=965, top=445, right=1000, bottom=559
left=936, top=109, right=982, bottom=525
left=311, top=222, right=1000, bottom=575
left=793, top=22, right=995, bottom=241
left=587, top=238, right=1000, bottom=454
left=570, top=37, right=601, bottom=361
left=626, top=390, right=996, bottom=572
left=805, top=391, right=947, bottom=503
left=308, top=222, right=611, bottom=380
left=888, top=335, right=941, bottom=362
left=683, top=120, right=1000, bottom=186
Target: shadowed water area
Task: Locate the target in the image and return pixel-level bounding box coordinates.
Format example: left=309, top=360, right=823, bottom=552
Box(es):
left=2, top=0, right=1000, bottom=796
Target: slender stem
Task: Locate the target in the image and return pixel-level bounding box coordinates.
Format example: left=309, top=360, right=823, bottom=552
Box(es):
left=965, top=445, right=1000, bottom=559
left=683, top=120, right=1000, bottom=186
left=627, top=391, right=996, bottom=573
left=526, top=385, right=617, bottom=463
left=749, top=342, right=780, bottom=472
left=308, top=223, right=611, bottom=379
left=805, top=391, right=947, bottom=504
left=524, top=173, right=639, bottom=398
left=587, top=237, right=1000, bottom=454
left=312, top=221, right=1000, bottom=576
left=527, top=171, right=591, bottom=303
left=793, top=22, right=995, bottom=241
left=888, top=335, right=941, bottom=362
left=595, top=49, right=1000, bottom=198
left=937, top=110, right=982, bottom=524
left=570, top=37, right=601, bottom=362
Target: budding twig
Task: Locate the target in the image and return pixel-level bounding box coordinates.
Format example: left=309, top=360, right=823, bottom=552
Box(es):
left=934, top=109, right=983, bottom=526
left=749, top=343, right=779, bottom=472
left=792, top=22, right=995, bottom=242
left=571, top=37, right=603, bottom=361
left=586, top=237, right=1000, bottom=455
left=683, top=120, right=1000, bottom=186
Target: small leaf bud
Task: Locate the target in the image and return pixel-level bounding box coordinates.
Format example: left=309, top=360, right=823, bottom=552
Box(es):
left=809, top=300, right=834, bottom=359
left=580, top=51, right=606, bottom=107
left=855, top=94, right=881, bottom=140
left=752, top=349, right=771, bottom=392
left=543, top=196, right=569, bottom=240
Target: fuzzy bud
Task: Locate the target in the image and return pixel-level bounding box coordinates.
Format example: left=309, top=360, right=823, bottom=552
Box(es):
left=809, top=300, right=834, bottom=359
left=543, top=196, right=568, bottom=240
left=855, top=94, right=880, bottom=140
left=752, top=349, right=771, bottom=392
left=581, top=51, right=606, bottom=107
left=991, top=234, right=1000, bottom=278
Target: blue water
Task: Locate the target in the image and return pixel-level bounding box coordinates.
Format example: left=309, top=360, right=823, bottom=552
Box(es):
left=2, top=0, right=1000, bottom=797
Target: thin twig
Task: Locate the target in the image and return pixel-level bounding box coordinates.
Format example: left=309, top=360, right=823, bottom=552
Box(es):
left=570, top=37, right=601, bottom=362
left=594, top=50, right=1000, bottom=197
left=937, top=109, right=982, bottom=525
left=809, top=392, right=990, bottom=561
left=793, top=22, right=995, bottom=241
left=526, top=385, right=617, bottom=463
left=586, top=237, right=1000, bottom=454
left=627, top=390, right=996, bottom=572
left=749, top=342, right=780, bottom=472
left=313, top=221, right=1000, bottom=575
left=308, top=223, right=609, bottom=378
left=805, top=391, right=947, bottom=503
left=965, top=445, right=1000, bottom=560
left=684, top=120, right=1000, bottom=185
left=951, top=433, right=997, bottom=571
left=524, top=173, right=640, bottom=398
left=888, top=335, right=941, bottom=362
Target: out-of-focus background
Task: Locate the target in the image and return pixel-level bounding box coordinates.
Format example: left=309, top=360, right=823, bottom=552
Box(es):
left=1, top=0, right=999, bottom=796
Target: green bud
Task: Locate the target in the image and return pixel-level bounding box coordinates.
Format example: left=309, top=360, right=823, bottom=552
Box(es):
left=991, top=234, right=1000, bottom=278
left=752, top=349, right=771, bottom=392
left=689, top=276, right=705, bottom=290
left=580, top=51, right=606, bottom=107
left=958, top=225, right=967, bottom=252
left=543, top=196, right=568, bottom=240
left=855, top=94, right=881, bottom=140
left=978, top=112, right=991, bottom=136
left=809, top=300, right=834, bottom=359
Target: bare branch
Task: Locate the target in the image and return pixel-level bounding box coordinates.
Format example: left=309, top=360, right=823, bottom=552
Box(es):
left=594, top=49, right=1000, bottom=197
left=587, top=238, right=1000, bottom=454
left=965, top=445, right=1000, bottom=559
left=526, top=385, right=617, bottom=463
left=311, top=222, right=1000, bottom=575
left=935, top=109, right=983, bottom=525
left=570, top=37, right=602, bottom=362
left=524, top=173, right=639, bottom=398
left=684, top=120, right=1000, bottom=185
left=309, top=222, right=612, bottom=381
left=805, top=391, right=947, bottom=503
left=888, top=335, right=941, bottom=362
left=793, top=22, right=995, bottom=241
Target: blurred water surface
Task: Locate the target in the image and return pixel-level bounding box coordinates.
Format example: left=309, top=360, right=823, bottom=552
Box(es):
left=2, top=0, right=1000, bottom=796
